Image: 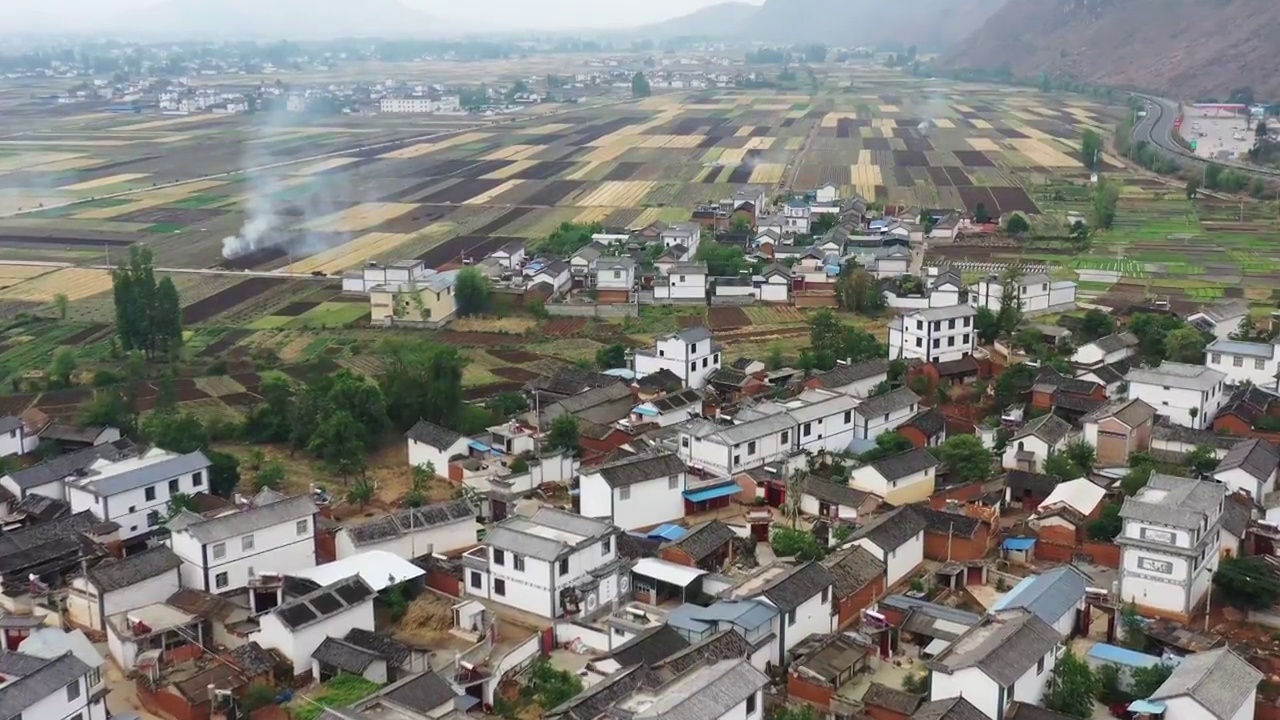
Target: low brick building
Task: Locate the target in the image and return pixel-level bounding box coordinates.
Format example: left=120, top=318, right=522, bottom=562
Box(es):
left=657, top=519, right=737, bottom=572
left=862, top=681, right=924, bottom=720
left=899, top=408, right=947, bottom=449
left=785, top=634, right=872, bottom=710
left=822, top=545, right=886, bottom=629
left=916, top=506, right=996, bottom=564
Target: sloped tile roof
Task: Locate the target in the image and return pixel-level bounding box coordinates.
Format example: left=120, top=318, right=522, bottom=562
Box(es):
left=87, top=545, right=181, bottom=593
left=1149, top=648, right=1263, bottom=720
left=822, top=545, right=885, bottom=597
left=758, top=561, right=833, bottom=612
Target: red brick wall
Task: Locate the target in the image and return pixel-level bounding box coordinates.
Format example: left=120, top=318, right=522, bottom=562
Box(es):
left=1031, top=390, right=1053, bottom=410
left=598, top=289, right=630, bottom=304
left=899, top=425, right=929, bottom=448
left=787, top=674, right=835, bottom=709
left=426, top=569, right=462, bottom=598
left=923, top=526, right=990, bottom=562
left=929, top=483, right=985, bottom=508
left=836, top=576, right=885, bottom=629
left=315, top=529, right=336, bottom=564
left=866, top=705, right=913, bottom=720
left=659, top=546, right=697, bottom=568
left=1037, top=523, right=1080, bottom=545
left=137, top=681, right=206, bottom=720
left=1034, top=540, right=1120, bottom=568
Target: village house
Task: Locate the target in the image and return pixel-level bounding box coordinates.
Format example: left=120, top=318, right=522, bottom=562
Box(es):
left=807, top=359, right=891, bottom=398
left=1082, top=398, right=1157, bottom=467
left=578, top=453, right=689, bottom=531
left=850, top=505, right=927, bottom=588
left=653, top=262, right=709, bottom=301
left=253, top=574, right=376, bottom=676
left=730, top=562, right=835, bottom=666
left=785, top=633, right=874, bottom=711
left=1002, top=414, right=1073, bottom=473
left=678, top=414, right=795, bottom=475
left=926, top=609, right=1063, bottom=720
left=633, top=327, right=722, bottom=390
left=62, top=446, right=211, bottom=546
left=1187, top=300, right=1249, bottom=340
left=527, top=259, right=572, bottom=297
left=661, top=223, right=702, bottom=253
left=899, top=408, right=948, bottom=449
left=0, top=648, right=106, bottom=720
left=787, top=390, right=861, bottom=454
left=970, top=272, right=1077, bottom=316
left=463, top=508, right=622, bottom=619
left=852, top=387, right=921, bottom=450
left=167, top=491, right=318, bottom=594
left=1213, top=384, right=1280, bottom=436
left=1206, top=337, right=1280, bottom=389
left=630, top=388, right=703, bottom=428
left=596, top=256, right=637, bottom=303
left=1147, top=647, right=1262, bottom=720
left=1031, top=477, right=1107, bottom=543
left=823, top=546, right=886, bottom=630
left=1212, top=438, right=1280, bottom=502
left=1127, top=363, right=1228, bottom=430
left=341, top=259, right=433, bottom=294
left=369, top=270, right=459, bottom=328
left=0, top=441, right=133, bottom=502
left=569, top=242, right=605, bottom=281
left=782, top=198, right=812, bottom=235
left=1118, top=473, right=1225, bottom=621
left=592, top=658, right=767, bottom=720
left=489, top=240, right=526, bottom=269
left=849, top=448, right=940, bottom=505
left=67, top=545, right=182, bottom=633
left=334, top=499, right=477, bottom=560
left=658, top=520, right=738, bottom=572
left=758, top=264, right=792, bottom=303
left=889, top=306, right=977, bottom=364
left=1003, top=470, right=1061, bottom=512
left=916, top=506, right=996, bottom=564
left=862, top=682, right=924, bottom=720
left=799, top=476, right=874, bottom=522
left=1071, top=332, right=1139, bottom=369
left=405, top=420, right=472, bottom=475
left=989, top=566, right=1087, bottom=639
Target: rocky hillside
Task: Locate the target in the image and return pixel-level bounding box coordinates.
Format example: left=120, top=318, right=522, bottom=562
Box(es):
left=945, top=0, right=1280, bottom=99
left=742, top=0, right=1005, bottom=48
left=636, top=2, right=760, bottom=38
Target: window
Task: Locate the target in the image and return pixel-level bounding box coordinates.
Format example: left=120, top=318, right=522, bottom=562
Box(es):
left=67, top=680, right=81, bottom=701
left=601, top=537, right=612, bottom=555
left=844, top=410, right=852, bottom=423
left=932, top=321, right=941, bottom=332
left=296, top=519, right=308, bottom=535
left=557, top=557, right=569, bottom=575
left=747, top=440, right=757, bottom=455
left=915, top=320, right=923, bottom=330
left=915, top=338, right=922, bottom=348
left=513, top=554, right=525, bottom=571
left=1212, top=353, right=1222, bottom=364
left=803, top=423, right=812, bottom=437
left=781, top=431, right=790, bottom=444
left=613, top=271, right=620, bottom=279
left=787, top=609, right=796, bottom=626
left=87, top=668, right=101, bottom=687
left=948, top=319, right=956, bottom=330
left=212, top=543, right=226, bottom=560
left=1257, top=359, right=1267, bottom=370
left=128, top=505, right=135, bottom=513
left=702, top=357, right=709, bottom=368
left=242, top=534, right=255, bottom=551
left=932, top=338, right=940, bottom=349
left=681, top=436, right=690, bottom=448
left=493, top=549, right=505, bottom=566
left=1037, top=656, right=1046, bottom=674
left=668, top=474, right=680, bottom=490
left=146, top=510, right=159, bottom=528
left=679, top=275, right=686, bottom=282
left=168, top=479, right=179, bottom=494
left=1234, top=356, right=1244, bottom=367
left=690, top=361, right=696, bottom=372
left=144, top=486, right=156, bottom=502
left=821, top=587, right=830, bottom=604
left=192, top=471, right=203, bottom=487
left=963, top=334, right=970, bottom=345
left=713, top=354, right=720, bottom=364
left=470, top=572, right=482, bottom=589
left=215, top=572, right=229, bottom=589
left=733, top=455, right=740, bottom=467
left=883, top=413, right=889, bottom=422
left=494, top=579, right=506, bottom=596
left=746, top=692, right=757, bottom=716
left=947, top=337, right=955, bottom=347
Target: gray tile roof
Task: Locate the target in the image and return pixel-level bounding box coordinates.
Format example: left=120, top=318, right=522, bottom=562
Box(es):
left=909, top=305, right=978, bottom=322
left=595, top=453, right=687, bottom=489
left=822, top=545, right=885, bottom=597
left=1003, top=470, right=1059, bottom=497
left=851, top=505, right=928, bottom=552
left=855, top=387, right=920, bottom=419
left=1081, top=398, right=1157, bottom=427
left=1005, top=702, right=1082, bottom=720
left=651, top=389, right=702, bottom=413
left=701, top=413, right=795, bottom=445
left=1013, top=414, right=1072, bottom=445
left=913, top=697, right=997, bottom=720
left=0, top=416, right=21, bottom=434
left=758, top=561, right=833, bottom=612
left=87, top=545, right=181, bottom=593
left=996, top=566, right=1087, bottom=627
left=1128, top=362, right=1226, bottom=392
left=1221, top=495, right=1251, bottom=539
left=863, top=682, right=923, bottom=715
left=868, top=447, right=940, bottom=481
left=672, top=520, right=736, bottom=562
left=71, top=449, right=209, bottom=497
left=312, top=636, right=381, bottom=673
left=487, top=508, right=613, bottom=561
left=607, top=625, right=690, bottom=668
left=404, top=419, right=465, bottom=451
left=546, top=664, right=652, bottom=720
left=815, top=359, right=890, bottom=389
left=0, top=651, right=91, bottom=720
left=3, top=441, right=132, bottom=490
left=0, top=651, right=54, bottom=676
left=915, top=506, right=981, bottom=538
left=170, top=494, right=317, bottom=544
left=344, top=628, right=410, bottom=667
left=1152, top=421, right=1240, bottom=450
left=633, top=659, right=767, bottom=720
left=789, top=393, right=860, bottom=425
left=227, top=642, right=276, bottom=677
left=1217, top=438, right=1280, bottom=482
left=927, top=609, right=1060, bottom=686
left=1121, top=474, right=1226, bottom=530
left=1149, top=647, right=1263, bottom=720
left=1092, top=332, right=1139, bottom=354
left=1207, top=338, right=1276, bottom=360
left=673, top=326, right=712, bottom=343
left=343, top=499, right=474, bottom=547
left=376, top=671, right=460, bottom=713
left=0, top=510, right=101, bottom=576
left=802, top=476, right=871, bottom=509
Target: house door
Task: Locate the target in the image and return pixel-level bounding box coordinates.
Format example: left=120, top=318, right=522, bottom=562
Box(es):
left=1096, top=431, right=1129, bottom=467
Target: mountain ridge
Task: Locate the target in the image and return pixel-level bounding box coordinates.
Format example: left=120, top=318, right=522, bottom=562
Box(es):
left=110, top=0, right=439, bottom=40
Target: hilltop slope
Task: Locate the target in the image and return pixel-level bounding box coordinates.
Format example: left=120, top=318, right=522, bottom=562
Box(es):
left=742, top=0, right=1005, bottom=48
left=944, top=0, right=1280, bottom=99
left=635, top=2, right=760, bottom=38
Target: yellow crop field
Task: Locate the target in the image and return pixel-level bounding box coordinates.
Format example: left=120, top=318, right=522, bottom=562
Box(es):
left=535, top=123, right=574, bottom=133
left=379, top=132, right=491, bottom=159
left=483, top=160, right=537, bottom=180
left=567, top=161, right=604, bottom=180
left=0, top=264, right=54, bottom=280
left=1010, top=139, right=1081, bottom=167
left=61, top=173, right=150, bottom=191
left=953, top=104, right=975, bottom=113
left=0, top=268, right=112, bottom=302
left=574, top=207, right=614, bottom=223
left=72, top=179, right=230, bottom=220
left=851, top=155, right=882, bottom=199
left=285, top=228, right=451, bottom=274
left=873, top=119, right=898, bottom=130
left=465, top=180, right=524, bottom=205
left=580, top=144, right=630, bottom=163
left=483, top=144, right=543, bottom=161
left=30, top=157, right=101, bottom=172
left=291, top=157, right=359, bottom=176
left=821, top=112, right=858, bottom=128
left=749, top=163, right=786, bottom=184
left=967, top=138, right=1003, bottom=152
left=304, top=202, right=418, bottom=232
left=743, top=137, right=776, bottom=151
left=1014, top=124, right=1052, bottom=140
left=934, top=119, right=956, bottom=129
left=575, top=181, right=656, bottom=208
left=879, top=105, right=901, bottom=113
left=971, top=119, right=993, bottom=130
left=0, top=152, right=82, bottom=172
left=118, top=114, right=231, bottom=132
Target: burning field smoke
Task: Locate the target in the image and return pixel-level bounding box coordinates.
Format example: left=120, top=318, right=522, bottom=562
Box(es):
left=221, top=193, right=278, bottom=259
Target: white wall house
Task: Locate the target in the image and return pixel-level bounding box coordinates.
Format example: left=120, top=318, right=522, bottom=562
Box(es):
left=253, top=575, right=376, bottom=676
left=926, top=609, right=1063, bottom=720
left=1002, top=414, right=1073, bottom=473
left=335, top=499, right=478, bottom=560
left=889, top=306, right=977, bottom=364
left=1206, top=338, right=1280, bottom=389
left=750, top=562, right=835, bottom=665
left=971, top=273, right=1077, bottom=316
left=67, top=545, right=182, bottom=633
left=528, top=260, right=572, bottom=296
left=405, top=420, right=471, bottom=473
left=630, top=388, right=702, bottom=428
left=1212, top=438, right=1280, bottom=503
left=849, top=448, right=940, bottom=506
left=757, top=266, right=791, bottom=303
left=168, top=491, right=318, bottom=594
left=633, top=327, right=722, bottom=390
left=661, top=223, right=701, bottom=253
left=578, top=453, right=688, bottom=531
left=782, top=199, right=812, bottom=235
left=593, top=659, right=767, bottom=720
left=788, top=390, right=860, bottom=455
left=341, top=259, right=431, bottom=294
left=653, top=262, right=708, bottom=301
left=1071, top=332, right=1139, bottom=369
left=489, top=240, right=526, bottom=269
left=1117, top=474, right=1225, bottom=619
left=1187, top=300, right=1249, bottom=341
left=596, top=257, right=636, bottom=295
left=1148, top=648, right=1262, bottom=720
left=65, top=447, right=211, bottom=543
left=850, top=505, right=927, bottom=588
left=464, top=508, right=622, bottom=619
left=0, top=650, right=107, bottom=720
left=811, top=359, right=891, bottom=398
left=851, top=387, right=920, bottom=451
left=0, top=443, right=124, bottom=502
left=1127, top=363, right=1227, bottom=430
left=679, top=413, right=795, bottom=476
left=989, top=566, right=1087, bottom=639
left=0, top=416, right=29, bottom=459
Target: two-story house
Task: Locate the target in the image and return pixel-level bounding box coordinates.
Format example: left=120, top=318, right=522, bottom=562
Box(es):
left=989, top=566, right=1088, bottom=639
left=563, top=658, right=767, bottom=720
left=889, top=306, right=977, bottom=364
left=680, top=414, right=795, bottom=475
left=850, top=505, right=927, bottom=587
left=808, top=359, right=891, bottom=398
left=464, top=508, right=621, bottom=619
left=851, top=387, right=921, bottom=451
left=1071, top=332, right=1139, bottom=369
left=1148, top=648, right=1263, bottom=720
left=849, top=448, right=940, bottom=505
left=1118, top=473, right=1226, bottom=620
left=1127, top=363, right=1228, bottom=430
left=569, top=243, right=605, bottom=281
left=926, top=609, right=1063, bottom=720
left=633, top=327, right=722, bottom=390
left=64, top=447, right=211, bottom=545
left=0, top=650, right=107, bottom=720
left=788, top=390, right=861, bottom=454
left=334, top=499, right=478, bottom=561
left=971, top=273, right=1077, bottom=316
left=1206, top=338, right=1280, bottom=389
left=253, top=575, right=376, bottom=676
left=167, top=491, right=318, bottom=594
left=782, top=198, right=812, bottom=235
left=0, top=441, right=131, bottom=503
left=653, top=262, right=708, bottom=301
left=578, top=453, right=688, bottom=531
left=630, top=388, right=702, bottom=428
left=67, top=545, right=183, bottom=633
left=596, top=257, right=636, bottom=304
left=728, top=562, right=834, bottom=666
left=661, top=223, right=701, bottom=254
left=1002, top=415, right=1073, bottom=473
left=489, top=240, right=526, bottom=269
left=1213, top=438, right=1280, bottom=502
left=1187, top=300, right=1249, bottom=340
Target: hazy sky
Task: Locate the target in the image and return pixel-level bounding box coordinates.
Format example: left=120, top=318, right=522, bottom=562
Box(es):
left=7, top=0, right=765, bottom=33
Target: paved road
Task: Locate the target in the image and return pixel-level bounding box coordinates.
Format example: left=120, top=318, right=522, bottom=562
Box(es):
left=1132, top=94, right=1280, bottom=180
left=0, top=258, right=332, bottom=281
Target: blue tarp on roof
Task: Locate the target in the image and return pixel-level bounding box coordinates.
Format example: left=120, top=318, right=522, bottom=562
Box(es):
left=468, top=440, right=491, bottom=452
left=1128, top=700, right=1166, bottom=714
left=604, top=368, right=636, bottom=379
left=1002, top=537, right=1037, bottom=551
left=1087, top=643, right=1173, bottom=669
left=683, top=484, right=740, bottom=503
left=633, top=405, right=659, bottom=417
left=647, top=524, right=687, bottom=541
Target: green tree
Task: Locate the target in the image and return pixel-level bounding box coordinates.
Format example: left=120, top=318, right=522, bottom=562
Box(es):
left=771, top=707, right=819, bottom=720
left=80, top=387, right=138, bottom=437
left=1185, top=178, right=1200, bottom=199
left=695, top=241, right=746, bottom=276
left=765, top=343, right=785, bottom=371
left=1080, top=309, right=1116, bottom=341
left=1130, top=663, right=1174, bottom=698
left=836, top=266, right=885, bottom=315
left=346, top=475, right=375, bottom=508
left=1214, top=556, right=1280, bottom=610
left=595, top=343, right=627, bottom=370
left=378, top=339, right=465, bottom=431
left=936, top=435, right=993, bottom=483
left=142, top=410, right=208, bottom=454
left=545, top=414, right=580, bottom=456
left=1043, top=650, right=1099, bottom=719
left=153, top=277, right=184, bottom=356
left=49, top=348, right=77, bottom=389
left=995, top=268, right=1024, bottom=337
left=993, top=362, right=1036, bottom=407
left=528, top=658, right=585, bottom=708
left=243, top=375, right=295, bottom=443
left=454, top=267, right=490, bottom=316
left=111, top=245, right=182, bottom=359
left=974, top=307, right=1000, bottom=344
left=1070, top=220, right=1090, bottom=249
left=536, top=221, right=602, bottom=256
left=901, top=672, right=928, bottom=695
left=1091, top=177, right=1121, bottom=230
left=630, top=71, right=651, bottom=98
left=1063, top=440, right=1096, bottom=474
left=53, top=293, right=69, bottom=320
left=1121, top=462, right=1154, bottom=497
left=1096, top=663, right=1126, bottom=704
left=165, top=491, right=197, bottom=520
left=1044, top=451, right=1085, bottom=481
left=1012, top=327, right=1044, bottom=353
left=1086, top=503, right=1122, bottom=540
left=487, top=392, right=528, bottom=417
left=859, top=432, right=914, bottom=462
left=1120, top=602, right=1146, bottom=650
left=1129, top=313, right=1188, bottom=362
left=404, top=462, right=434, bottom=507
left=254, top=461, right=286, bottom=491
left=730, top=215, right=751, bottom=232
left=974, top=202, right=991, bottom=224
left=1004, top=213, right=1031, bottom=235
left=308, top=411, right=368, bottom=481
left=1081, top=128, right=1103, bottom=169
left=245, top=447, right=265, bottom=472
left=1164, top=326, right=1207, bottom=364
left=771, top=526, right=825, bottom=561
left=207, top=450, right=241, bottom=498
left=1185, top=445, right=1220, bottom=477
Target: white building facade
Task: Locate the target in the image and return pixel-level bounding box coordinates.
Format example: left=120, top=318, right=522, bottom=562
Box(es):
left=1206, top=338, right=1280, bottom=389
left=577, top=453, right=688, bottom=531
left=633, top=327, right=722, bottom=390
left=889, top=306, right=977, bottom=364
left=64, top=448, right=210, bottom=543
left=1127, top=363, right=1228, bottom=430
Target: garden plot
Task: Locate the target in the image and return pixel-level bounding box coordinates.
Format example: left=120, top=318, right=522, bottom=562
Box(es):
left=575, top=181, right=658, bottom=208
left=379, top=132, right=492, bottom=159
left=286, top=231, right=422, bottom=275
left=463, top=179, right=524, bottom=205
left=0, top=268, right=112, bottom=302
left=303, top=202, right=418, bottom=233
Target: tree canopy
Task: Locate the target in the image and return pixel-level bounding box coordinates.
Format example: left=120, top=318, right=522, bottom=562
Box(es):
left=630, top=71, right=651, bottom=98
left=545, top=414, right=580, bottom=456
left=836, top=264, right=885, bottom=315
left=1214, top=556, right=1280, bottom=610
left=808, top=309, right=886, bottom=370
left=454, top=267, right=490, bottom=317
left=1081, top=129, right=1103, bottom=169
left=378, top=339, right=465, bottom=431
left=936, top=435, right=993, bottom=483
left=771, top=526, right=825, bottom=561
left=859, top=432, right=913, bottom=462
left=595, top=343, right=627, bottom=370
left=112, top=246, right=184, bottom=359
left=695, top=241, right=746, bottom=277
left=1043, top=650, right=1099, bottom=719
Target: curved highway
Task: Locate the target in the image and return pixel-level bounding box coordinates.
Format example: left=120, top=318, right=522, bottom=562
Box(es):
left=1132, top=94, right=1280, bottom=179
